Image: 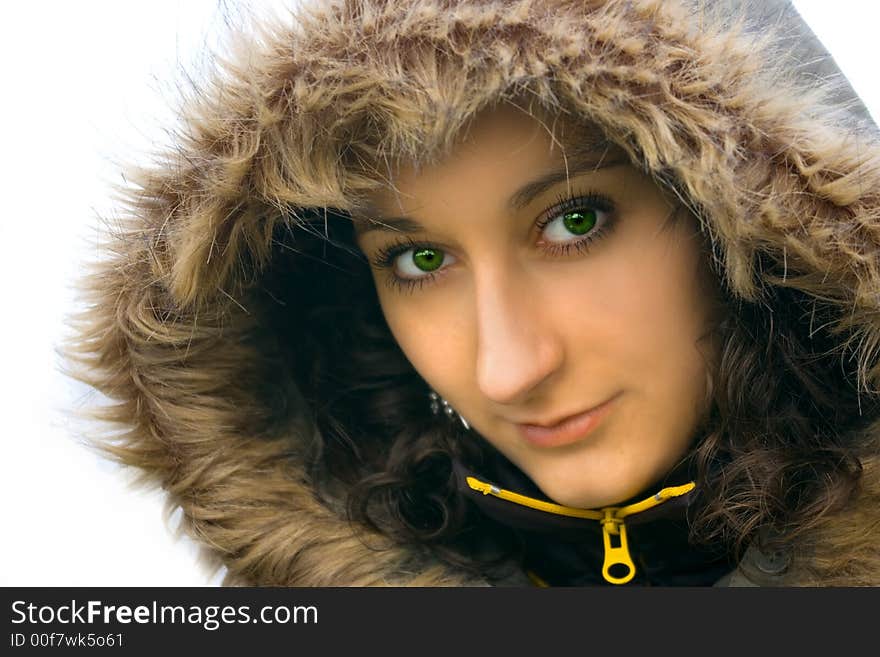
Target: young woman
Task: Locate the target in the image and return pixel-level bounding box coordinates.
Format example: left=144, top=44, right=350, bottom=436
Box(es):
left=66, top=0, right=880, bottom=586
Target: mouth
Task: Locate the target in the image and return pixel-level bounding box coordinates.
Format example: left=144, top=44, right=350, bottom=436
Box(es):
left=516, top=394, right=619, bottom=448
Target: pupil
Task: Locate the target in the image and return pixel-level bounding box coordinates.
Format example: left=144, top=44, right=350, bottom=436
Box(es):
left=563, top=209, right=596, bottom=235
left=413, top=248, right=443, bottom=272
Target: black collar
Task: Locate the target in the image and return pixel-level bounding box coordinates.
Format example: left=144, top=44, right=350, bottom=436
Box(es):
left=454, top=457, right=734, bottom=586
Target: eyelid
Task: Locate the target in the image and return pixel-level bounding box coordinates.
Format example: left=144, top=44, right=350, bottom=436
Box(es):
left=369, top=236, right=449, bottom=270
left=397, top=246, right=457, bottom=280
left=534, top=190, right=615, bottom=233
left=369, top=241, right=454, bottom=293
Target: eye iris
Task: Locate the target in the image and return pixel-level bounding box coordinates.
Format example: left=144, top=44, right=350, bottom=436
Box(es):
left=562, top=209, right=597, bottom=235
left=412, top=248, right=443, bottom=272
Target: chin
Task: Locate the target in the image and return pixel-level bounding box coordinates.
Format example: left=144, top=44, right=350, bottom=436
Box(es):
left=537, top=478, right=637, bottom=510
left=527, top=454, right=681, bottom=510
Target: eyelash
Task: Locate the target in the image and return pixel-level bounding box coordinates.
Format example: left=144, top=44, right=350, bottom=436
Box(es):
left=370, top=190, right=616, bottom=292
left=535, top=190, right=616, bottom=256
left=371, top=236, right=439, bottom=293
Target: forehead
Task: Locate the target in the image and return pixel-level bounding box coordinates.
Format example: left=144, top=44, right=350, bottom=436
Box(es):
left=352, top=103, right=621, bottom=221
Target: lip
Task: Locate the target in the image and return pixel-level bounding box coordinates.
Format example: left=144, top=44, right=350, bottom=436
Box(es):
left=516, top=394, right=619, bottom=448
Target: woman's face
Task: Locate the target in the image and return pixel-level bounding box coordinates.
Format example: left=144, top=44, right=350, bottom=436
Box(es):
left=355, top=104, right=717, bottom=509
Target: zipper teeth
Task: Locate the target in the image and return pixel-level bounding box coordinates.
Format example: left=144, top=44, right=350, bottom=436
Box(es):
left=465, top=476, right=695, bottom=520
left=466, top=477, right=604, bottom=519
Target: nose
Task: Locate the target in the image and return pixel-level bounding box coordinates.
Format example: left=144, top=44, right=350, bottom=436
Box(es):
left=474, top=270, right=564, bottom=405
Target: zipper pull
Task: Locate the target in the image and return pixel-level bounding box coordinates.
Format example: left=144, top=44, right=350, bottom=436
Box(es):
left=600, top=510, right=636, bottom=585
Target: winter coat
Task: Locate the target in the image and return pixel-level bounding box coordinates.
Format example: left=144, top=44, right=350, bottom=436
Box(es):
left=66, top=0, right=880, bottom=586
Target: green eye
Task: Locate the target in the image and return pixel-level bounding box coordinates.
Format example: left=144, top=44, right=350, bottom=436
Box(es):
left=412, top=248, right=444, bottom=272
left=541, top=200, right=610, bottom=246
left=562, top=209, right=597, bottom=235
left=389, top=245, right=456, bottom=281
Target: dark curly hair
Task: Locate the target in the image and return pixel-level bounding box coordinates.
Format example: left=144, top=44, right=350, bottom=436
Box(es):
left=258, top=182, right=880, bottom=576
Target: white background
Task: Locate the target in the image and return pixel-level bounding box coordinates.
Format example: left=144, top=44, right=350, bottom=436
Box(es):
left=1, top=1, right=878, bottom=586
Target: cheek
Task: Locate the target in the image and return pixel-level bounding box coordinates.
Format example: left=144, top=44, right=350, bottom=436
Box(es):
left=605, top=231, right=714, bottom=430
left=376, top=289, right=467, bottom=390
left=606, top=224, right=709, bottom=349
left=552, top=222, right=712, bottom=405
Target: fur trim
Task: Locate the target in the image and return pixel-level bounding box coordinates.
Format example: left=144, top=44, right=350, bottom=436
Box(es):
left=64, top=0, right=880, bottom=585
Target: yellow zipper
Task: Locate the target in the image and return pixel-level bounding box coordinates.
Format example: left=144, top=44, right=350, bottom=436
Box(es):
left=465, top=476, right=696, bottom=585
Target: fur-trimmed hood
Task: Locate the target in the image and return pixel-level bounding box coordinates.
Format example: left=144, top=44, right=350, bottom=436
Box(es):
left=66, top=0, right=880, bottom=586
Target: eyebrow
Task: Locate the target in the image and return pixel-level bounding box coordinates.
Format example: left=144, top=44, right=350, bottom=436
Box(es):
left=354, top=145, right=626, bottom=236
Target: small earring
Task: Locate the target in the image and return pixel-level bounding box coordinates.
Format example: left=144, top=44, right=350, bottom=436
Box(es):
left=428, top=391, right=471, bottom=430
